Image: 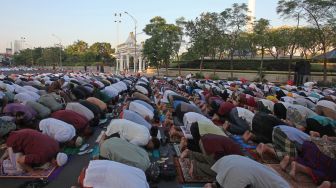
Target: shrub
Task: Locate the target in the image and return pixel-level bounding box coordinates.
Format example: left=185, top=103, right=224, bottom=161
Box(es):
left=195, top=72, right=204, bottom=79
left=317, top=81, right=336, bottom=87
left=210, top=74, right=220, bottom=80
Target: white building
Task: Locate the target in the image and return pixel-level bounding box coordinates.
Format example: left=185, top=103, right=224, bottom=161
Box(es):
left=115, top=32, right=144, bottom=73
left=14, top=40, right=25, bottom=53
left=247, top=0, right=256, bottom=31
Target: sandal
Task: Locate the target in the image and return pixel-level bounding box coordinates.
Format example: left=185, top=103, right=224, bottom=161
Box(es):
left=79, top=144, right=89, bottom=152
left=78, top=149, right=93, bottom=155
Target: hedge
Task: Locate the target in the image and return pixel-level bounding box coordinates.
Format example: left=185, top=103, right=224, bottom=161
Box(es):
left=171, top=59, right=336, bottom=72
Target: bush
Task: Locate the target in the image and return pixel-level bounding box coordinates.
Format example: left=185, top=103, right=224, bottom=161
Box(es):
left=317, top=81, right=336, bottom=87
left=195, top=72, right=204, bottom=79
left=210, top=74, right=220, bottom=80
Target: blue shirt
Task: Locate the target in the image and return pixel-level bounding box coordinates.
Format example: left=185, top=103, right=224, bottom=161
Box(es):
left=275, top=125, right=310, bottom=145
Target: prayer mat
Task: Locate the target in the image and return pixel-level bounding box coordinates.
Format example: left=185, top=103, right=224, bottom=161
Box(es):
left=266, top=164, right=316, bottom=188
left=259, top=150, right=280, bottom=164
left=173, top=116, right=184, bottom=127
left=0, top=163, right=57, bottom=179
left=174, top=158, right=215, bottom=184
left=62, top=146, right=80, bottom=155
left=181, top=126, right=193, bottom=139
left=244, top=148, right=260, bottom=161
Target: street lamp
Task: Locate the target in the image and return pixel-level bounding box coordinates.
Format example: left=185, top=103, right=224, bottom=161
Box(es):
left=124, top=11, right=137, bottom=73
left=52, top=34, right=63, bottom=69
left=114, top=13, right=122, bottom=73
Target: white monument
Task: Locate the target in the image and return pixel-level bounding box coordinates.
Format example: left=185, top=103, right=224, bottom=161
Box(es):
left=115, top=32, right=144, bottom=73
left=247, top=0, right=256, bottom=31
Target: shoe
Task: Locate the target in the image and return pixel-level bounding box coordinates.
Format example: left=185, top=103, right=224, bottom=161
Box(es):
left=78, top=149, right=93, bottom=155
left=79, top=144, right=89, bottom=152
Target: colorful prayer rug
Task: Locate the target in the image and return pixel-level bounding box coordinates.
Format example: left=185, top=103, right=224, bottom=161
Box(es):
left=174, top=158, right=215, bottom=184
left=0, top=163, right=57, bottom=179
left=266, top=164, right=316, bottom=188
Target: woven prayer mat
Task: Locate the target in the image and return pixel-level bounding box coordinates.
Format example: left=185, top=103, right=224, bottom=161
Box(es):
left=174, top=158, right=215, bottom=184
left=0, top=163, right=57, bottom=179
left=266, top=164, right=316, bottom=188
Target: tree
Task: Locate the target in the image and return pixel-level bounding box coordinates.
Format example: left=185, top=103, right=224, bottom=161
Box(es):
left=143, top=16, right=182, bottom=76
left=253, top=18, right=270, bottom=80
left=235, top=32, right=255, bottom=59
left=219, top=3, right=250, bottom=78
left=277, top=0, right=336, bottom=82
left=296, top=27, right=321, bottom=59
left=65, top=40, right=89, bottom=64
left=143, top=37, right=161, bottom=75
left=265, top=27, right=290, bottom=59
left=185, top=12, right=221, bottom=73
left=89, top=42, right=115, bottom=63
left=175, top=17, right=187, bottom=76
left=42, top=47, right=60, bottom=66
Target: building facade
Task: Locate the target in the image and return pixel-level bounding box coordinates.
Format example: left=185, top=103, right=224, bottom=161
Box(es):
left=115, top=32, right=144, bottom=73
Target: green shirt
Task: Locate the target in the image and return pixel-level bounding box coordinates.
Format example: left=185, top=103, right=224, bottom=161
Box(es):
left=100, top=137, right=150, bottom=171
left=198, top=121, right=226, bottom=137
left=26, top=101, right=51, bottom=119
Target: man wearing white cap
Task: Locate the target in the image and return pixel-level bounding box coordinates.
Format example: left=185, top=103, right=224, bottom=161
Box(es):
left=39, top=118, right=83, bottom=147
left=104, top=119, right=160, bottom=150
left=78, top=160, right=149, bottom=188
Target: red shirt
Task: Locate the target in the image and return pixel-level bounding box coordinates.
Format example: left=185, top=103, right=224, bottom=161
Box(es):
left=6, top=129, right=59, bottom=165
left=51, top=110, right=89, bottom=132
left=201, top=134, right=243, bottom=160
left=218, top=102, right=235, bottom=116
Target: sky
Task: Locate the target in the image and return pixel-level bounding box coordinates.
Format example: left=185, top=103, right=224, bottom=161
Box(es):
left=0, top=0, right=297, bottom=53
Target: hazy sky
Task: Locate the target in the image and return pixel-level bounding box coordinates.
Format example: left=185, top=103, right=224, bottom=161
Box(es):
left=0, top=0, right=296, bottom=52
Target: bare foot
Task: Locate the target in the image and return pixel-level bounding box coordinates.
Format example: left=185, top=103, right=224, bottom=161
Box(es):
left=318, top=181, right=331, bottom=188
left=256, top=143, right=265, bottom=157
left=189, top=160, right=194, bottom=179
left=222, top=121, right=229, bottom=131
left=180, top=149, right=189, bottom=159
left=309, top=131, right=320, bottom=138
left=289, top=161, right=297, bottom=180
left=280, top=155, right=290, bottom=171
left=169, top=127, right=177, bottom=136
left=203, top=183, right=214, bottom=188
left=242, top=131, right=252, bottom=142
left=180, top=137, right=187, bottom=151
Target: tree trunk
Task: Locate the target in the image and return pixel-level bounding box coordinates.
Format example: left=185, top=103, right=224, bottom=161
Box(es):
left=157, top=66, right=160, bottom=76
left=230, top=53, right=234, bottom=79
left=200, top=56, right=204, bottom=73
left=323, top=47, right=327, bottom=82
left=288, top=44, right=296, bottom=81
left=177, top=54, right=181, bottom=76
left=165, top=62, right=169, bottom=77
left=260, top=46, right=264, bottom=81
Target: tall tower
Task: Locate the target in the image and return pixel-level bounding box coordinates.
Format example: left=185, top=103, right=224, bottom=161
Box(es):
left=247, top=0, right=256, bottom=31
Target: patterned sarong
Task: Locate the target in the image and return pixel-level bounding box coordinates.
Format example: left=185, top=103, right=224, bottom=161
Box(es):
left=272, top=127, right=297, bottom=160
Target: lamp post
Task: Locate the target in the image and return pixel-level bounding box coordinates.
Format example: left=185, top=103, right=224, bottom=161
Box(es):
left=52, top=34, right=62, bottom=69
left=114, top=13, right=122, bottom=73
left=124, top=11, right=137, bottom=73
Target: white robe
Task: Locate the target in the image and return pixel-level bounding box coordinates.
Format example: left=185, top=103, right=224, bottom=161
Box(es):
left=84, top=160, right=149, bottom=188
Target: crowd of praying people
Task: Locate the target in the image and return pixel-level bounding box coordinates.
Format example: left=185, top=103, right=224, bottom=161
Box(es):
left=0, top=71, right=335, bottom=188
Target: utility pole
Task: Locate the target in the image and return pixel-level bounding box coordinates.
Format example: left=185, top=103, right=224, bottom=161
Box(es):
left=124, top=11, right=137, bottom=73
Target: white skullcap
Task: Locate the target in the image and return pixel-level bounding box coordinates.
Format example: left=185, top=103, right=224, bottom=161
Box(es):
left=56, top=152, right=68, bottom=166
left=75, top=136, right=83, bottom=147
